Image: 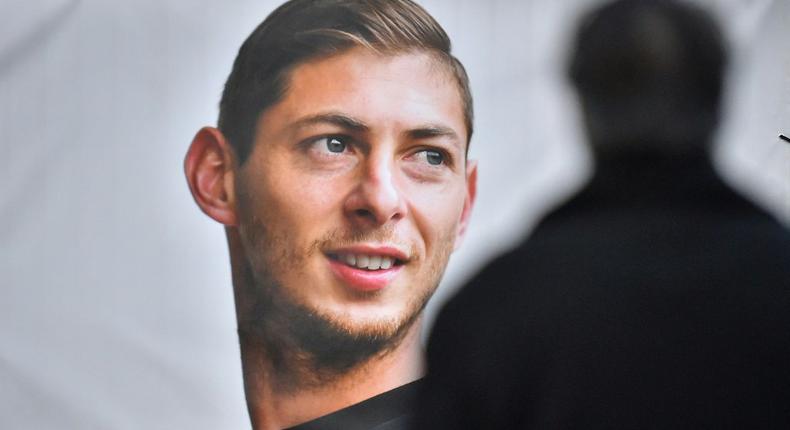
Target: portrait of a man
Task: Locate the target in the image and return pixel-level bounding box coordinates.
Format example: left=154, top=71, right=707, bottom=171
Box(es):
left=183, top=0, right=476, bottom=427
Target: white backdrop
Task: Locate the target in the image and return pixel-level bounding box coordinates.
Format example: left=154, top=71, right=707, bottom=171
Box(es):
left=1, top=1, right=787, bottom=428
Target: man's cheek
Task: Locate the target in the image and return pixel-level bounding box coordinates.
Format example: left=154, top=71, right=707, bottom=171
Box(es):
left=413, top=188, right=465, bottom=227
left=289, top=179, right=343, bottom=216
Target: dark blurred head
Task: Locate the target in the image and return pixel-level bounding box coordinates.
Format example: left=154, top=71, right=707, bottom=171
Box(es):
left=218, top=0, right=473, bottom=165
left=568, top=0, right=728, bottom=153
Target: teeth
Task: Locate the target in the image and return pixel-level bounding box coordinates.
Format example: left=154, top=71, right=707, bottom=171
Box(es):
left=356, top=255, right=369, bottom=269
left=337, top=254, right=397, bottom=270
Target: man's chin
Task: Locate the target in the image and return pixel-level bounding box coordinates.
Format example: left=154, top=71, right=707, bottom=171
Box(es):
left=316, top=303, right=410, bottom=333
left=242, top=293, right=421, bottom=386
left=299, top=304, right=419, bottom=362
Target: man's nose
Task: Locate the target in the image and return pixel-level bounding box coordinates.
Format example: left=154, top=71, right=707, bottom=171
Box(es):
left=343, top=154, right=407, bottom=228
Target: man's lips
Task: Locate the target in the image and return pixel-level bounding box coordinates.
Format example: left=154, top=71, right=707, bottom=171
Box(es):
left=325, top=246, right=409, bottom=292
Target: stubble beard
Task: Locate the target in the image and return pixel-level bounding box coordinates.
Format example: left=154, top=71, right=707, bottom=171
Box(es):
left=235, top=221, right=453, bottom=393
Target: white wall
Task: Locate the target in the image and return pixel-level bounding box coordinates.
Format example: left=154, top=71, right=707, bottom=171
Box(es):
left=1, top=1, right=787, bottom=428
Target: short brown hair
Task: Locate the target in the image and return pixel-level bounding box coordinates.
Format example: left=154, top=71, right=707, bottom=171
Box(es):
left=218, top=0, right=473, bottom=164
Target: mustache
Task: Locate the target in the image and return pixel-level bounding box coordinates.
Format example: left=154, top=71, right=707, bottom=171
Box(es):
left=309, top=226, right=419, bottom=260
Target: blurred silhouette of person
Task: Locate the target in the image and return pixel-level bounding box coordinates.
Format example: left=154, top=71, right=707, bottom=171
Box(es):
left=413, top=0, right=790, bottom=428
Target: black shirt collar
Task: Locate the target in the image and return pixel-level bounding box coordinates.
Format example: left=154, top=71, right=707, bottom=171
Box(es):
left=285, top=379, right=422, bottom=430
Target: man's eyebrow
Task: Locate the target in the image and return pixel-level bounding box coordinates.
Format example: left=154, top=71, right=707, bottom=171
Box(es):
left=290, top=113, right=370, bottom=133
left=407, top=125, right=461, bottom=145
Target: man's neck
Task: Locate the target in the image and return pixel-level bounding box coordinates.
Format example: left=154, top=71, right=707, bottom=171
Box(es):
left=242, top=320, right=425, bottom=430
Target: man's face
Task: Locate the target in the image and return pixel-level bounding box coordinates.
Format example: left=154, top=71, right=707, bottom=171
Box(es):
left=233, top=47, right=475, bottom=362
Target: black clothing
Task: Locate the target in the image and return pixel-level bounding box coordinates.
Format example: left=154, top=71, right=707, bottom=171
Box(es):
left=415, top=150, right=790, bottom=429
left=288, top=379, right=421, bottom=430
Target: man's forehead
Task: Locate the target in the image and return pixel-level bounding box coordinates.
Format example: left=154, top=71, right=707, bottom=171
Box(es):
left=259, top=48, right=468, bottom=141
left=284, top=48, right=455, bottom=100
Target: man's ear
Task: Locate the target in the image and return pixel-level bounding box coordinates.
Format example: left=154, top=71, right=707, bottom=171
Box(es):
left=454, top=159, right=477, bottom=250
left=184, top=127, right=238, bottom=226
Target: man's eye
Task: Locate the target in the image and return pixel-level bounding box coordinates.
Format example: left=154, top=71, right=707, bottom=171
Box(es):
left=323, top=136, right=347, bottom=153
left=422, top=149, right=445, bottom=166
